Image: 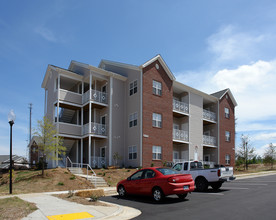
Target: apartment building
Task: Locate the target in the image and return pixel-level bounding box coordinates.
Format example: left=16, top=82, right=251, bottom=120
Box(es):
left=41, top=55, right=237, bottom=169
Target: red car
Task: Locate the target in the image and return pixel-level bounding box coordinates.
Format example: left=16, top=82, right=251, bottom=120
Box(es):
left=117, top=167, right=195, bottom=202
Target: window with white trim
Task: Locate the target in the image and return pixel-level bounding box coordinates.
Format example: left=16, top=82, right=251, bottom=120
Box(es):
left=129, top=80, right=137, bottom=96
left=225, top=131, right=230, bottom=142
left=128, top=146, right=137, bottom=160
left=152, top=113, right=162, bottom=128
left=153, top=80, right=162, bottom=96
left=225, top=154, right=230, bottom=165
left=225, top=107, right=230, bottom=118
left=152, top=146, right=162, bottom=160
left=129, top=112, right=138, bottom=128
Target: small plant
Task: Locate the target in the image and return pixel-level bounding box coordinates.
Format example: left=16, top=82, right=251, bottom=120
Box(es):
left=64, top=171, right=69, bottom=174
left=57, top=182, right=64, bottom=186
left=67, top=190, right=74, bottom=198
left=98, top=172, right=102, bottom=175
left=70, top=176, right=76, bottom=180
left=126, top=169, right=131, bottom=172
left=102, top=172, right=106, bottom=176
left=151, top=163, right=154, bottom=167
left=90, top=195, right=99, bottom=202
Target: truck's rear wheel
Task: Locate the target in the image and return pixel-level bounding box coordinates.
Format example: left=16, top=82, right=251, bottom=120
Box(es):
left=195, top=178, right=208, bottom=192
left=211, top=182, right=222, bottom=190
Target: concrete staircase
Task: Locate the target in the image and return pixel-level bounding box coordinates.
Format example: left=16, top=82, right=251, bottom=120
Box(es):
left=68, top=166, right=109, bottom=188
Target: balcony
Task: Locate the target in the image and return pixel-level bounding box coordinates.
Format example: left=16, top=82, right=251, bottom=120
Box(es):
left=58, top=122, right=82, bottom=137
left=173, top=129, right=189, bottom=142
left=173, top=100, right=189, bottom=115
left=82, top=89, right=108, bottom=105
left=91, top=156, right=106, bottom=168
left=59, top=89, right=82, bottom=105
left=83, top=122, right=108, bottom=137
left=203, top=109, right=216, bottom=122
left=203, top=135, right=216, bottom=147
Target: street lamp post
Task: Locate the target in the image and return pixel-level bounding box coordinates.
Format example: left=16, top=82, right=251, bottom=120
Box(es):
left=8, top=110, right=16, bottom=194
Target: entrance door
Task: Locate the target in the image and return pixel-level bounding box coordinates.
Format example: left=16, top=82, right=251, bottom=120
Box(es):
left=204, top=154, right=210, bottom=162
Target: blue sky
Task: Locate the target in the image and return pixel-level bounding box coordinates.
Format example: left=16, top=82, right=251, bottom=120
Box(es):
left=0, top=0, right=276, bottom=158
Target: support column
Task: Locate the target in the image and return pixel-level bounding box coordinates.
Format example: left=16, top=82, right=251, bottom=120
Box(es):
left=76, top=140, right=79, bottom=163
left=89, top=136, right=91, bottom=166
left=109, top=76, right=113, bottom=166
left=56, top=74, right=60, bottom=168
left=81, top=139, right=83, bottom=167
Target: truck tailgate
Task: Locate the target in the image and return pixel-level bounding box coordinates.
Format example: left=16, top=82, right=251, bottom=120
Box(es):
left=220, top=167, right=234, bottom=178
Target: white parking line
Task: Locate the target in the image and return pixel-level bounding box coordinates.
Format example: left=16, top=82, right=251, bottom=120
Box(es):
left=229, top=183, right=267, bottom=186
left=193, top=192, right=224, bottom=196
left=236, top=181, right=276, bottom=183
left=222, top=187, right=249, bottom=190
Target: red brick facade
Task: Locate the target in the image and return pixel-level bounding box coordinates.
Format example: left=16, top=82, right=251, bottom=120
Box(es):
left=142, top=60, right=173, bottom=167
left=30, top=141, right=39, bottom=165
left=219, top=93, right=235, bottom=167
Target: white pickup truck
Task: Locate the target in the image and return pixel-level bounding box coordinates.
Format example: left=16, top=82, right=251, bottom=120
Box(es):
left=172, top=161, right=236, bottom=191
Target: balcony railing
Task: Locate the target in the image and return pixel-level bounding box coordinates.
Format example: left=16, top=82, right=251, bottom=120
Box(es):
left=82, top=89, right=108, bottom=105
left=83, top=122, right=107, bottom=136
left=91, top=156, right=106, bottom=168
left=203, top=135, right=216, bottom=146
left=173, top=100, right=189, bottom=114
left=203, top=109, right=216, bottom=121
left=173, top=129, right=189, bottom=142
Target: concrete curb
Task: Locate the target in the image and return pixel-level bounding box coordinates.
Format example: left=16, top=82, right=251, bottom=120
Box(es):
left=235, top=171, right=276, bottom=179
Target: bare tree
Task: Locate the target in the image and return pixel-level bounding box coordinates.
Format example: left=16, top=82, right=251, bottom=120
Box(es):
left=263, top=143, right=276, bottom=169
left=237, top=134, right=255, bottom=170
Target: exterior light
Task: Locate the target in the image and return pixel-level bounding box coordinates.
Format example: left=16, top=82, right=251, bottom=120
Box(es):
left=8, top=109, right=15, bottom=194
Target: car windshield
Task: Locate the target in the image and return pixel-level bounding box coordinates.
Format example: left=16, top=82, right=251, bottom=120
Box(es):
left=157, top=168, right=179, bottom=175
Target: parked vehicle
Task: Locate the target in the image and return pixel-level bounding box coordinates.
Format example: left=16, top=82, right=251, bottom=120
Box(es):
left=117, top=167, right=195, bottom=202
left=172, top=161, right=235, bottom=191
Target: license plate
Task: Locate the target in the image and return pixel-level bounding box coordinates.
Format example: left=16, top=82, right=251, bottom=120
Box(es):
left=184, top=185, right=189, bottom=190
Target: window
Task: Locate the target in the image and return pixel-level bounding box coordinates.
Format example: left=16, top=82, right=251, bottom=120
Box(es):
left=225, top=131, right=231, bottom=142
left=144, top=169, right=156, bottom=179
left=130, top=170, right=143, bottom=180
left=153, top=80, right=162, bottom=96
left=225, top=154, right=230, bottom=165
left=152, top=146, right=162, bottom=160
left=129, top=80, right=138, bottom=96
left=225, top=107, right=230, bottom=118
left=129, top=112, right=138, bottom=128
left=152, top=113, right=162, bottom=128
left=128, top=146, right=137, bottom=160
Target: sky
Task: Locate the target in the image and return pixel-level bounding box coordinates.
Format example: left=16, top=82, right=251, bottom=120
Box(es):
left=0, top=0, right=276, bottom=159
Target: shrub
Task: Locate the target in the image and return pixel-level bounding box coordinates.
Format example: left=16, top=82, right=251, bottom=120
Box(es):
left=57, top=182, right=64, bottom=186
left=70, top=176, right=76, bottom=180
left=75, top=189, right=104, bottom=198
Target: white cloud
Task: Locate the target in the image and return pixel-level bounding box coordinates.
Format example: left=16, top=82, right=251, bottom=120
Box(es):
left=256, top=143, right=276, bottom=157
left=253, top=132, right=276, bottom=141
left=35, top=26, right=57, bottom=42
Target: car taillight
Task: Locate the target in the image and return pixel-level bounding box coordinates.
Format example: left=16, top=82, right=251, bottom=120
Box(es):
left=168, top=177, right=177, bottom=183
left=217, top=169, right=221, bottom=177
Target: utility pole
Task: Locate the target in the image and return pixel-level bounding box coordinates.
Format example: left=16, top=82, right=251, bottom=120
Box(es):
left=28, top=103, right=32, bottom=162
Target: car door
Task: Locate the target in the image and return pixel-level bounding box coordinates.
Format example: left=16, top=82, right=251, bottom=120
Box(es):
left=125, top=170, right=144, bottom=195
left=139, top=169, right=156, bottom=195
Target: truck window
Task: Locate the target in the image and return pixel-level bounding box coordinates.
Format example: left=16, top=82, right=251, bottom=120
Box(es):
left=184, top=162, right=188, bottom=170
left=190, top=162, right=203, bottom=169
left=173, top=163, right=182, bottom=171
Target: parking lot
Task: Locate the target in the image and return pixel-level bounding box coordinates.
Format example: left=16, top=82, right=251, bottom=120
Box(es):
left=101, top=174, right=276, bottom=220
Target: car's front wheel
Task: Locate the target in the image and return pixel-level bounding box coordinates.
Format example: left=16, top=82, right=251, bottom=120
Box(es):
left=118, top=185, right=126, bottom=197
left=152, top=188, right=164, bottom=202
left=177, top=193, right=188, bottom=200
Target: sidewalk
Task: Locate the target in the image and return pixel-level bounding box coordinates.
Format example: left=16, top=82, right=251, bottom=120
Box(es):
left=1, top=189, right=141, bottom=220
left=235, top=170, right=276, bottom=179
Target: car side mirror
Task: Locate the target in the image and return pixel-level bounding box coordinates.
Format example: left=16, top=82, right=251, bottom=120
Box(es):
left=127, top=177, right=131, bottom=181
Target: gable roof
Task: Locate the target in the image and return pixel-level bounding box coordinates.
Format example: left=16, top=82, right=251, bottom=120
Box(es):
left=140, top=55, right=176, bottom=81
left=211, top=88, right=238, bottom=107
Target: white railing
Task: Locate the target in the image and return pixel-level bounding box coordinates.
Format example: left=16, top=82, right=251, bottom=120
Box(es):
left=203, top=135, right=216, bottom=146
left=203, top=109, right=216, bottom=121
left=66, top=156, right=97, bottom=185
left=173, top=129, right=189, bottom=142
left=173, top=100, right=189, bottom=114
left=91, top=156, right=106, bottom=168
left=83, top=123, right=107, bottom=136
left=82, top=89, right=108, bottom=104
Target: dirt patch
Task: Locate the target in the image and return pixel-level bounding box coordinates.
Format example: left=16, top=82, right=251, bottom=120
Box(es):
left=234, top=164, right=276, bottom=175
left=94, top=168, right=137, bottom=186
left=0, top=196, right=37, bottom=220
left=54, top=193, right=111, bottom=207
left=0, top=168, right=94, bottom=196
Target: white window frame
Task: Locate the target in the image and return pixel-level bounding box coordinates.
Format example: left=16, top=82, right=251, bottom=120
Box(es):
left=152, top=146, right=162, bottom=160
left=225, top=107, right=230, bottom=118
left=129, top=80, right=138, bottom=96
left=152, top=80, right=162, bottom=96
left=129, top=112, right=138, bottom=128
left=225, top=154, right=230, bottom=165
left=225, top=131, right=231, bottom=142
left=152, top=113, right=162, bottom=128
left=128, top=146, right=137, bottom=160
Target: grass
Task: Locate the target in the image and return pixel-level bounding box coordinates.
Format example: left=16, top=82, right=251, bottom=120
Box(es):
left=0, top=197, right=37, bottom=220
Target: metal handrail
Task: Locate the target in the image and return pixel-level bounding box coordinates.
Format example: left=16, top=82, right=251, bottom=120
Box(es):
left=66, top=156, right=97, bottom=186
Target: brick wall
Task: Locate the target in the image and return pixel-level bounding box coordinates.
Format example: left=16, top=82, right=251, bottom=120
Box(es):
left=142, top=60, right=173, bottom=167
left=219, top=93, right=235, bottom=167
left=30, top=142, right=39, bottom=165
